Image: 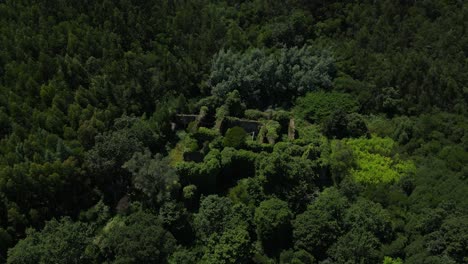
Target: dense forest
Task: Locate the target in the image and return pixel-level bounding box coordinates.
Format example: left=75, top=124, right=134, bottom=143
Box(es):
left=0, top=0, right=467, bottom=263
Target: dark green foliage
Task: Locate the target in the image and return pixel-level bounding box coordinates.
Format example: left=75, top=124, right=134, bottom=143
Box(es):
left=344, top=199, right=393, bottom=242
left=345, top=113, right=369, bottom=138
left=169, top=247, right=201, bottom=264
left=7, top=218, right=93, bottom=264
left=223, top=90, right=246, bottom=118
left=182, top=184, right=198, bottom=209
left=228, top=177, right=265, bottom=207
left=209, top=47, right=335, bottom=108
left=176, top=150, right=222, bottom=193
left=329, top=141, right=356, bottom=184
left=323, top=111, right=369, bottom=139
left=223, top=126, right=247, bottom=149
left=257, top=144, right=318, bottom=210
left=201, top=226, right=253, bottom=264
left=280, top=249, right=316, bottom=264
left=158, top=201, right=194, bottom=245
left=294, top=92, right=359, bottom=124
left=78, top=200, right=111, bottom=226
left=254, top=198, right=292, bottom=256
left=193, top=198, right=254, bottom=262
left=322, top=109, right=348, bottom=139
left=123, top=150, right=179, bottom=206
left=85, top=119, right=147, bottom=204
left=328, top=228, right=382, bottom=264
left=92, top=210, right=176, bottom=264
left=220, top=147, right=258, bottom=189
left=244, top=109, right=269, bottom=120
left=0, top=228, right=12, bottom=261
left=192, top=128, right=220, bottom=144
left=193, top=195, right=234, bottom=241
left=293, top=188, right=349, bottom=260
left=261, top=120, right=281, bottom=144
left=0, top=158, right=94, bottom=236
left=423, top=215, right=468, bottom=263
left=0, top=0, right=467, bottom=263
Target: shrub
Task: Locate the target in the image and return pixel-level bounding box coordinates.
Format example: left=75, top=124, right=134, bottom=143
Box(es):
left=192, top=127, right=220, bottom=143
left=265, top=120, right=281, bottom=144
left=294, top=92, right=359, bottom=123
left=223, top=126, right=247, bottom=149
left=245, top=109, right=268, bottom=120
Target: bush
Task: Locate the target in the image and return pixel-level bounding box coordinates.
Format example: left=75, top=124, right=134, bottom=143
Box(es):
left=245, top=109, right=268, bottom=120
left=244, top=140, right=274, bottom=153
left=323, top=111, right=369, bottom=139
left=187, top=120, right=199, bottom=133
left=294, top=92, right=359, bottom=123
left=254, top=198, right=292, bottom=256
left=192, top=127, right=220, bottom=143
left=272, top=110, right=291, bottom=123
left=265, top=120, right=281, bottom=144
left=223, top=126, right=247, bottom=149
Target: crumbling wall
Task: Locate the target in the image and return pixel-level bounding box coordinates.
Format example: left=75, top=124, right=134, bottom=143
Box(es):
left=288, top=118, right=296, bottom=140
left=221, top=117, right=263, bottom=135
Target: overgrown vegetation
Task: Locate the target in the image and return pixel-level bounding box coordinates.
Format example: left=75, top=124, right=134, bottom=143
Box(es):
left=0, top=0, right=467, bottom=263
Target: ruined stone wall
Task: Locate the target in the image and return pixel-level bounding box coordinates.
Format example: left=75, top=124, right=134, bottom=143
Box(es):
left=221, top=117, right=263, bottom=135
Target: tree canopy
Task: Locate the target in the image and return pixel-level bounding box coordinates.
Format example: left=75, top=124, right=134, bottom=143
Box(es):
left=1, top=0, right=467, bottom=263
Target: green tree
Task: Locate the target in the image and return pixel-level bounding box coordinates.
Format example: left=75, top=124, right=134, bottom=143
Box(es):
left=280, top=249, right=316, bottom=264
left=345, top=136, right=416, bottom=184
left=209, top=46, right=335, bottom=108
left=294, top=92, right=359, bottom=124
left=254, top=198, right=292, bottom=256
left=85, top=115, right=156, bottom=203
left=223, top=126, right=247, bottom=149
left=383, top=256, right=403, bottom=264
left=228, top=177, right=266, bottom=207
left=328, top=228, right=382, bottom=264
left=323, top=111, right=369, bottom=139
left=425, top=215, right=468, bottom=263
left=293, top=188, right=348, bottom=260
left=7, top=218, right=93, bottom=264
left=93, top=210, right=176, bottom=264
left=257, top=145, right=317, bottom=210
left=201, top=226, right=253, bottom=264
left=168, top=247, right=201, bottom=264
left=344, top=199, right=393, bottom=242
left=123, top=150, right=179, bottom=206
left=193, top=195, right=233, bottom=241
left=329, top=140, right=356, bottom=184
left=158, top=201, right=193, bottom=244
